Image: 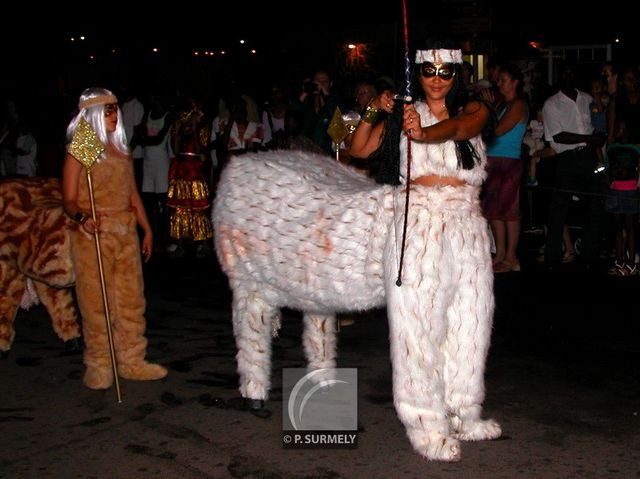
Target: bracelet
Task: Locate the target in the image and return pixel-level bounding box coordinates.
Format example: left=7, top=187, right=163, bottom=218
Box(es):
left=361, top=103, right=380, bottom=124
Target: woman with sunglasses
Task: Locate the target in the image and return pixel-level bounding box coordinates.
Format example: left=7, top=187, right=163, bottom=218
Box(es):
left=63, top=87, right=167, bottom=390
left=350, top=39, right=500, bottom=461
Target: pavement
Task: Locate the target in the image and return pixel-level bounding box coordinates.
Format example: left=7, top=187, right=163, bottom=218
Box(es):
left=1, top=232, right=639, bottom=479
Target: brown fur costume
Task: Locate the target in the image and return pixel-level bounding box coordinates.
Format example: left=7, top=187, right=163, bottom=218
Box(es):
left=0, top=178, right=81, bottom=352
left=71, top=148, right=166, bottom=389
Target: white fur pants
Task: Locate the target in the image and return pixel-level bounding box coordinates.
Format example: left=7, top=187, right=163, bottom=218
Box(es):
left=384, top=185, right=496, bottom=455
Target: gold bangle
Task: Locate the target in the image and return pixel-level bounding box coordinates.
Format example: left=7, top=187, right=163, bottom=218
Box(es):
left=361, top=104, right=380, bottom=124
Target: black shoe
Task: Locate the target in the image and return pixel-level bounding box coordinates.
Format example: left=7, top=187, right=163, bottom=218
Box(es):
left=247, top=398, right=264, bottom=410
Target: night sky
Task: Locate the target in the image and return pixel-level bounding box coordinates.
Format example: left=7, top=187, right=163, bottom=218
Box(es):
left=5, top=1, right=632, bottom=53
left=0, top=1, right=634, bottom=98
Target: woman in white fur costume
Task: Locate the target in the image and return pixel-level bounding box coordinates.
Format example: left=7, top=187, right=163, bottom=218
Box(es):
left=213, top=40, right=501, bottom=461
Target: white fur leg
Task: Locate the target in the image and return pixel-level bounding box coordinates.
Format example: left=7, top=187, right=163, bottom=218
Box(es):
left=450, top=415, right=502, bottom=441
left=303, top=313, right=337, bottom=372
left=385, top=205, right=455, bottom=460
left=449, top=405, right=501, bottom=441
left=443, top=214, right=499, bottom=442
left=232, top=291, right=277, bottom=401
left=406, top=427, right=461, bottom=462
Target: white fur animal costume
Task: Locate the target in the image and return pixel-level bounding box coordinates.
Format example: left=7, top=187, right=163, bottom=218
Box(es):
left=215, top=150, right=391, bottom=395
left=213, top=105, right=500, bottom=461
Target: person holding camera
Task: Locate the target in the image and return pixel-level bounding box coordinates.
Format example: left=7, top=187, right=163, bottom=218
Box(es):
left=297, top=69, right=346, bottom=155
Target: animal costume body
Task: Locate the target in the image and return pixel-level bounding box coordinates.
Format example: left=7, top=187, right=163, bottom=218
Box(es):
left=215, top=150, right=390, bottom=400
left=71, top=147, right=166, bottom=389
left=0, top=178, right=80, bottom=352
left=213, top=101, right=500, bottom=461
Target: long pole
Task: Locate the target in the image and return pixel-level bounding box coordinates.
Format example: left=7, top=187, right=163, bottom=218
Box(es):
left=396, top=0, right=412, bottom=287
left=401, top=0, right=412, bottom=102
left=86, top=171, right=122, bottom=403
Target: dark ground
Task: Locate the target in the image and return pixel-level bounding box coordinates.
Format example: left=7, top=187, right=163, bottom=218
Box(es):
left=1, top=230, right=639, bottom=479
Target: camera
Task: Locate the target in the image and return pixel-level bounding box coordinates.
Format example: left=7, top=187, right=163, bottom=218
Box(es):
left=303, top=80, right=318, bottom=94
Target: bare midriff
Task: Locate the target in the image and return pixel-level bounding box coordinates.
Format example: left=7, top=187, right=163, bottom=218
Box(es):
left=411, top=175, right=467, bottom=187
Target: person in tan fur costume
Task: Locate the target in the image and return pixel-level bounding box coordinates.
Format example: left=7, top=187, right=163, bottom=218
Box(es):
left=62, top=87, right=167, bottom=390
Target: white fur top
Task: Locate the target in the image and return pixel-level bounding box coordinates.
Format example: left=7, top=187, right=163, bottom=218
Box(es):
left=400, top=102, right=487, bottom=186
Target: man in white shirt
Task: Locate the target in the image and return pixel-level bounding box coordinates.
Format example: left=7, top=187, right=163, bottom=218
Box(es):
left=542, top=62, right=606, bottom=267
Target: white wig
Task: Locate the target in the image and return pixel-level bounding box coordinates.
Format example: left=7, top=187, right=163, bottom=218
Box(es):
left=66, top=87, right=129, bottom=158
